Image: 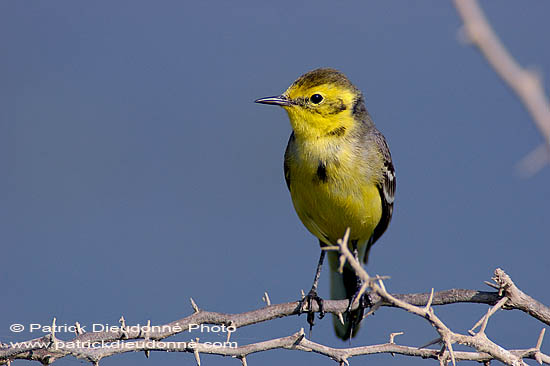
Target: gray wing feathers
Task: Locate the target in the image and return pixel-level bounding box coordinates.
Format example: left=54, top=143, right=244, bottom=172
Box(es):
left=364, top=130, right=395, bottom=263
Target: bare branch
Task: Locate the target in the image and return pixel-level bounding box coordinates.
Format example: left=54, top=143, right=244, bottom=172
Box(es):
left=333, top=240, right=537, bottom=366
left=469, top=296, right=509, bottom=335
left=2, top=266, right=548, bottom=365
left=492, top=268, right=550, bottom=325
left=453, top=0, right=550, bottom=175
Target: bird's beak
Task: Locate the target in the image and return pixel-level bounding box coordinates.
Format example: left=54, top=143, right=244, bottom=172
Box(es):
left=254, top=95, right=293, bottom=107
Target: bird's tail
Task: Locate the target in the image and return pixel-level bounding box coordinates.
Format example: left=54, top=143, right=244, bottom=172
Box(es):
left=328, top=252, right=363, bottom=340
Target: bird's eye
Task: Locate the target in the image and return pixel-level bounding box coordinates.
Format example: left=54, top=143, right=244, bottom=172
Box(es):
left=310, top=94, right=324, bottom=104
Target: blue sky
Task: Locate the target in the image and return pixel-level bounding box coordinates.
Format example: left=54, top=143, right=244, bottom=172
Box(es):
left=2, top=2, right=549, bottom=365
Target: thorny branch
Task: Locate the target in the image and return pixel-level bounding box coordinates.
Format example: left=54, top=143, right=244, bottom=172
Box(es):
left=453, top=0, right=550, bottom=176
left=334, top=229, right=548, bottom=366
left=1, top=231, right=549, bottom=365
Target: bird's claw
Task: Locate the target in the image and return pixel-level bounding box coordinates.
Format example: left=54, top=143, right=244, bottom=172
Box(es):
left=346, top=290, right=372, bottom=320
left=299, top=289, right=325, bottom=334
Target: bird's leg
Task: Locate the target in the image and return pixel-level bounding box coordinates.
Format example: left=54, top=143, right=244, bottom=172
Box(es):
left=299, top=250, right=326, bottom=336
left=346, top=240, right=372, bottom=334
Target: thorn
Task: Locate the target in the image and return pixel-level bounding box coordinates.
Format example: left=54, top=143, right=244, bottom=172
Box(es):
left=119, top=316, right=128, bottom=339
left=49, top=318, right=58, bottom=350
left=469, top=314, right=484, bottom=335
left=51, top=318, right=57, bottom=339
left=144, top=320, right=151, bottom=340
left=240, top=356, right=247, bottom=366
left=193, top=338, right=201, bottom=366
left=445, top=340, right=456, bottom=366
left=419, top=337, right=442, bottom=349
left=300, top=289, right=305, bottom=300
left=339, top=358, right=349, bottom=366
left=262, top=291, right=271, bottom=306
left=484, top=281, right=499, bottom=290
left=190, top=298, right=200, bottom=313
left=536, top=328, right=546, bottom=350
left=424, top=288, right=435, bottom=312
left=389, top=331, right=404, bottom=356
left=535, top=328, right=546, bottom=364
left=144, top=350, right=150, bottom=358
left=74, top=322, right=84, bottom=335
left=226, top=321, right=235, bottom=343
left=337, top=312, right=345, bottom=326
left=389, top=331, right=404, bottom=344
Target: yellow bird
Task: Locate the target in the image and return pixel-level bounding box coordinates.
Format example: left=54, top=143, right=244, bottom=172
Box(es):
left=255, top=68, right=395, bottom=340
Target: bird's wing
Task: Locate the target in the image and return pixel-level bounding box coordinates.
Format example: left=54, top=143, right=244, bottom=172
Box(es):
left=364, top=132, right=395, bottom=263
left=283, top=132, right=295, bottom=191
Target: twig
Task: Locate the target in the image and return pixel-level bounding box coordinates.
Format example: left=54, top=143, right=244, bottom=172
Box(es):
left=2, top=267, right=548, bottom=364
left=453, top=0, right=550, bottom=176
left=334, top=236, right=534, bottom=366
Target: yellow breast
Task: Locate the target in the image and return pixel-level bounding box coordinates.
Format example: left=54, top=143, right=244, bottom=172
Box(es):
left=288, top=138, right=382, bottom=246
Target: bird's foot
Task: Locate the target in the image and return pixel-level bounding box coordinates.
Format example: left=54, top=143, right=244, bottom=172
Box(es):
left=346, top=290, right=372, bottom=322
left=299, top=288, right=325, bottom=336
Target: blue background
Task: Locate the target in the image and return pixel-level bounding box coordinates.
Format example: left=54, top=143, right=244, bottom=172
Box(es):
left=2, top=1, right=549, bottom=365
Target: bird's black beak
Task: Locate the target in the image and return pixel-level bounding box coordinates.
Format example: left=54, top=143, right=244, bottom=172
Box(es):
left=254, top=95, right=293, bottom=106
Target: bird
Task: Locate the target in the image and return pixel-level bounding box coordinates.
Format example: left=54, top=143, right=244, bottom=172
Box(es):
left=255, top=68, right=395, bottom=340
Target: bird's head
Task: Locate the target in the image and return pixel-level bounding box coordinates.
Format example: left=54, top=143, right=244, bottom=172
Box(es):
left=255, top=68, right=366, bottom=139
